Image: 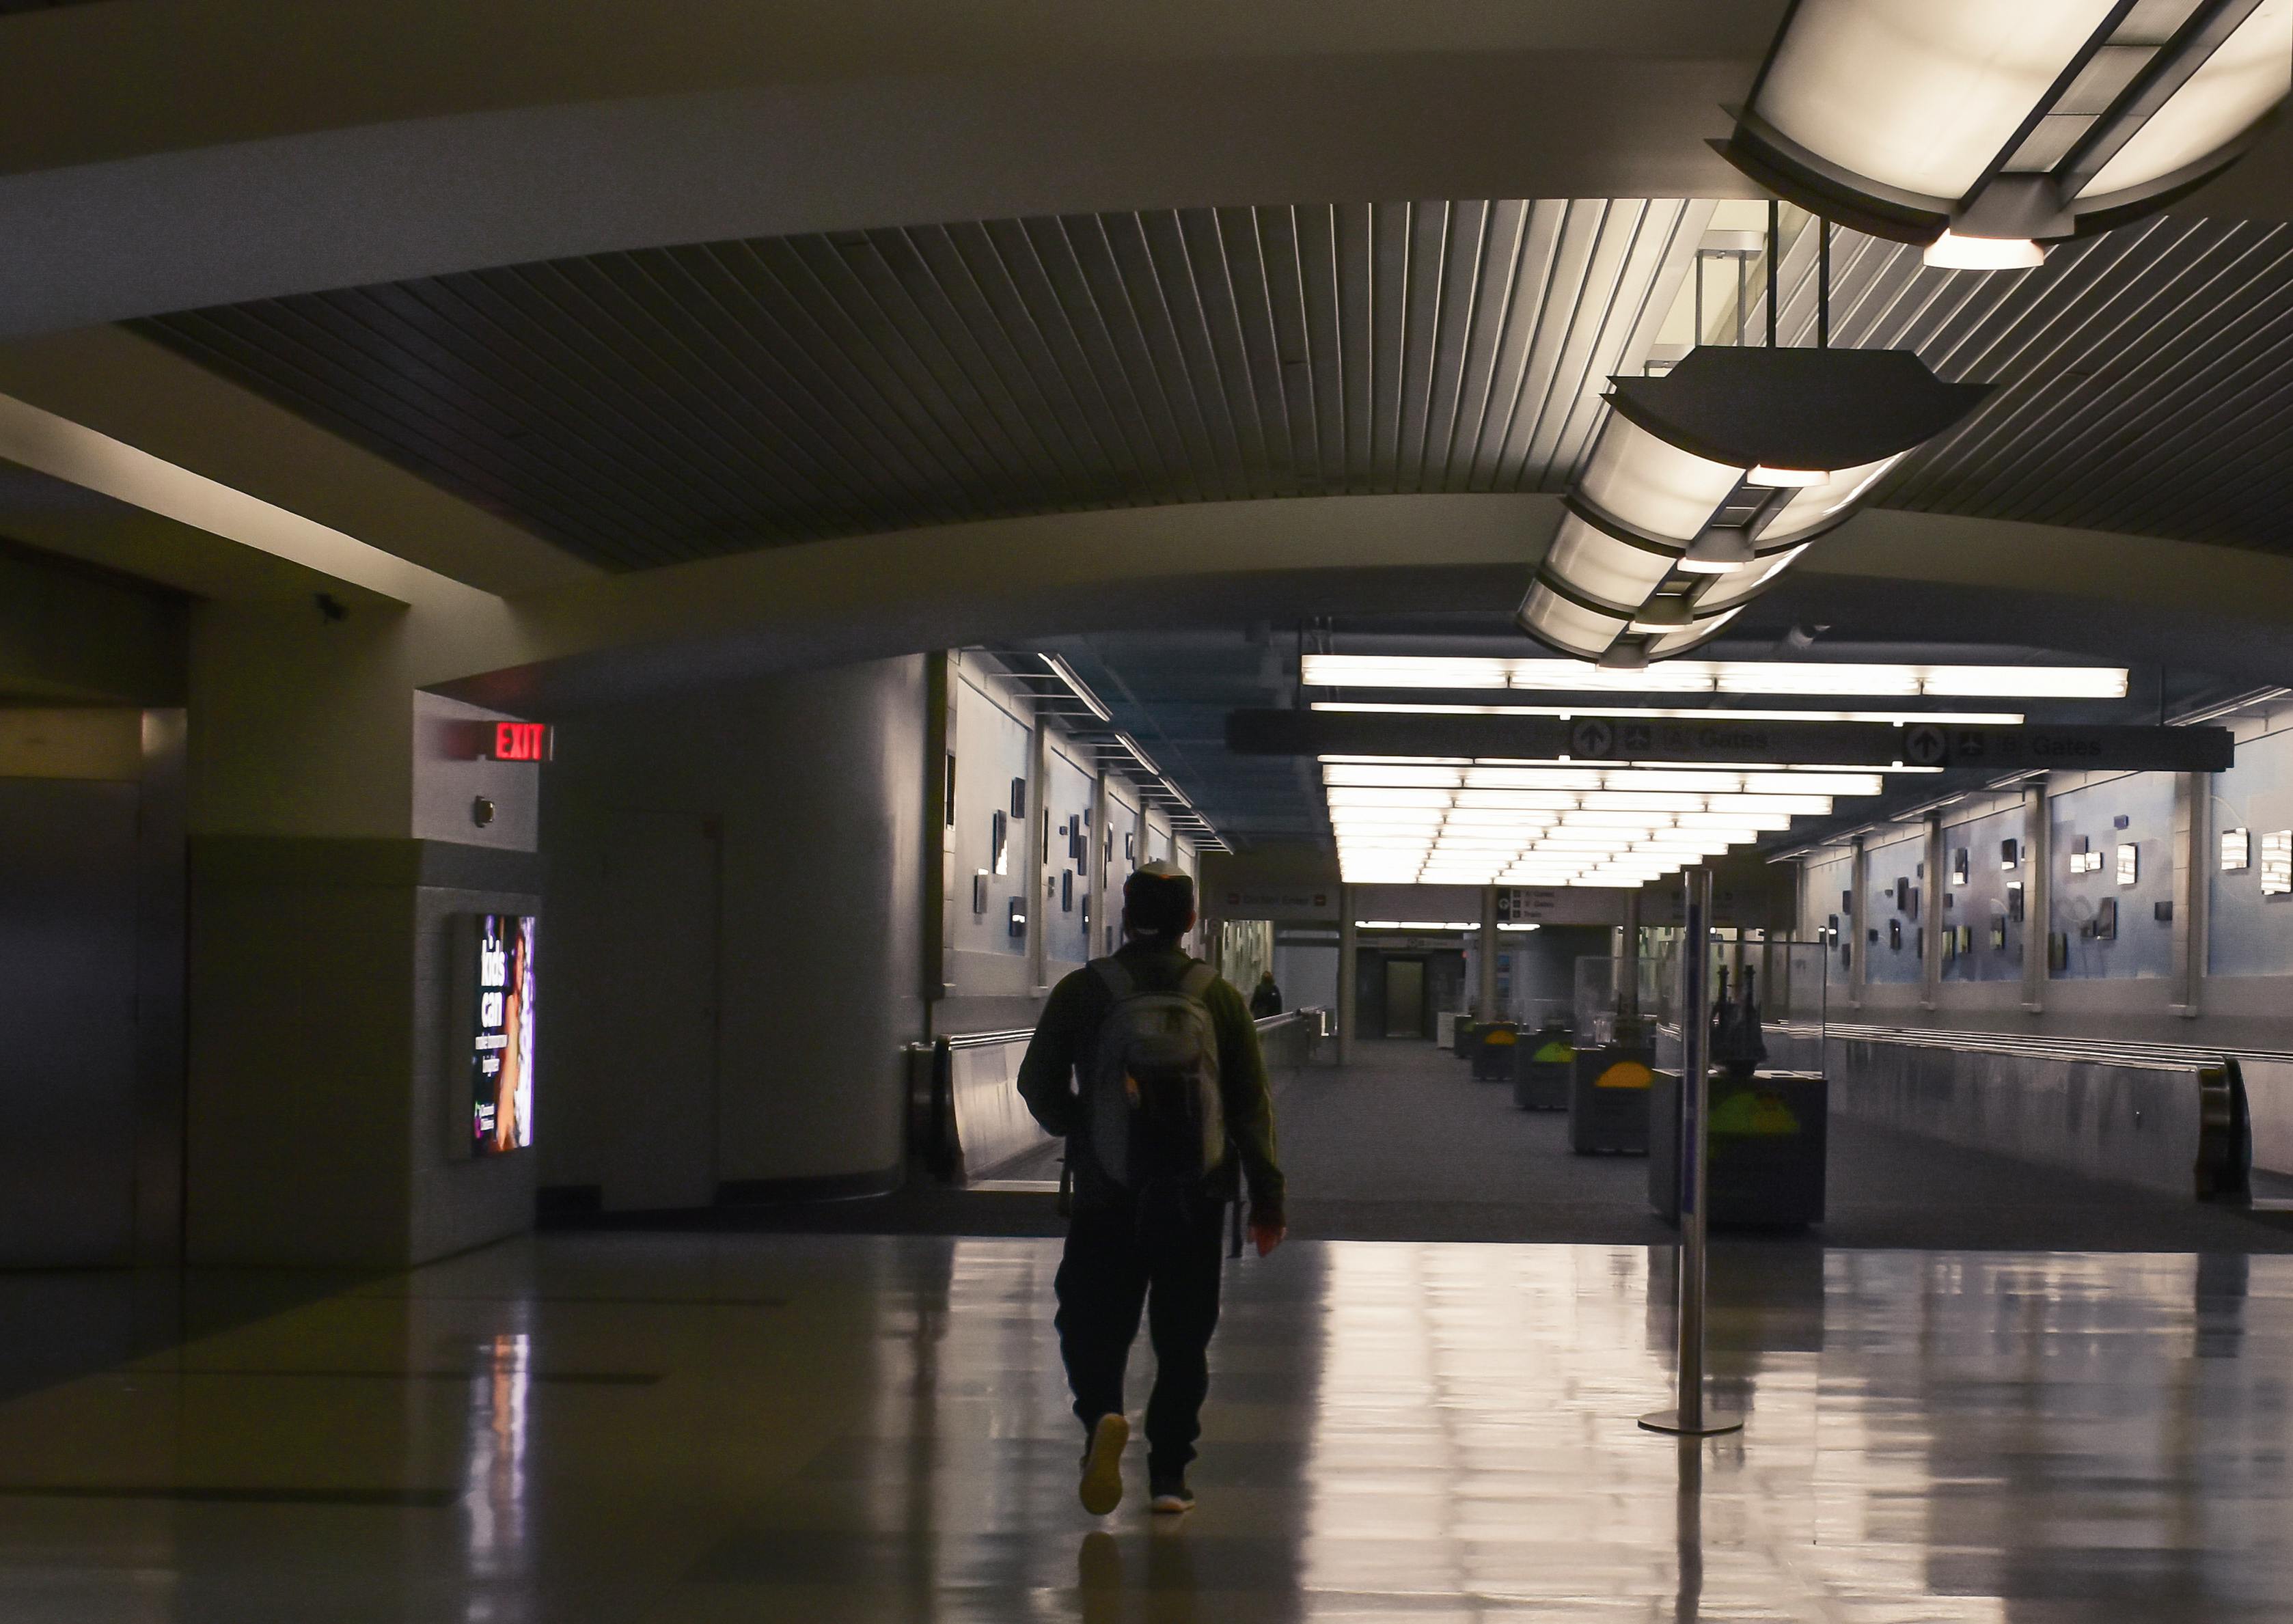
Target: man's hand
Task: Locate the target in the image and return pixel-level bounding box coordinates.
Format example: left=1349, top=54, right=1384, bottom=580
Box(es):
left=1249, top=1219, right=1287, bottom=1258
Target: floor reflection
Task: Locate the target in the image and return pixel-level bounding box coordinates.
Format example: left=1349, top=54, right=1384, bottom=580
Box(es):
left=461, top=1330, right=531, bottom=1590
left=0, top=1235, right=2283, bottom=1621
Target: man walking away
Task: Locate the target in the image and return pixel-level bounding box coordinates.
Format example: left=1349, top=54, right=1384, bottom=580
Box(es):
left=1249, top=970, right=1284, bottom=1019
left=1017, top=861, right=1285, bottom=1517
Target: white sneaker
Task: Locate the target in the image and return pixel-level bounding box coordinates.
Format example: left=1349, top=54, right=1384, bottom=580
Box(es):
left=1149, top=1476, right=1196, bottom=1515
left=1077, top=1414, right=1128, bottom=1515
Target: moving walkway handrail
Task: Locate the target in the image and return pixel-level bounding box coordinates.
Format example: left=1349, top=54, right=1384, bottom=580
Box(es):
left=939, top=1027, right=1035, bottom=1051
left=1772, top=1020, right=2293, bottom=1071
left=940, top=1010, right=1312, bottom=1047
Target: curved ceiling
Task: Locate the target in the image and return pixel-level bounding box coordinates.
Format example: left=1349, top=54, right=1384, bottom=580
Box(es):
left=140, top=206, right=2293, bottom=577
left=140, top=199, right=1707, bottom=569
left=0, top=1, right=1785, bottom=336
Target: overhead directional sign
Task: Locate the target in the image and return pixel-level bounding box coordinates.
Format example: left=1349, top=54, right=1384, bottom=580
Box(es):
left=1226, top=710, right=2234, bottom=773
left=1902, top=724, right=1948, bottom=767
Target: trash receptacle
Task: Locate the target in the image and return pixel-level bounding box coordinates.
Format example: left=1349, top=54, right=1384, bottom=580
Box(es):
left=1649, top=1069, right=1828, bottom=1227
left=1470, top=1022, right=1518, bottom=1081
left=1513, top=1021, right=1574, bottom=1110
left=1568, top=1045, right=1654, bottom=1153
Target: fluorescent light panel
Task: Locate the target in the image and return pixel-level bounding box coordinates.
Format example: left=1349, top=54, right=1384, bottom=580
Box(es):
left=1313, top=702, right=2025, bottom=724
left=1301, top=654, right=2127, bottom=699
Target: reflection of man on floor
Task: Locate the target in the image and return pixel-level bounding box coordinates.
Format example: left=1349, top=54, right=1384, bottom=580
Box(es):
left=1019, top=862, right=1285, bottom=1517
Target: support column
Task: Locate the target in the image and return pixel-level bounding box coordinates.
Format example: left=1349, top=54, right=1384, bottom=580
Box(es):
left=1619, top=889, right=1642, bottom=1030
left=921, top=651, right=957, bottom=1006
left=187, top=600, right=540, bottom=1267
left=1848, top=836, right=1869, bottom=1011
left=1090, top=767, right=1110, bottom=961
left=1337, top=886, right=1358, bottom=1066
left=1026, top=711, right=1049, bottom=996
left=2022, top=782, right=2050, bottom=1015
left=1921, top=812, right=1944, bottom=1013
left=2171, top=769, right=2207, bottom=1017
left=1479, top=884, right=1500, bottom=1020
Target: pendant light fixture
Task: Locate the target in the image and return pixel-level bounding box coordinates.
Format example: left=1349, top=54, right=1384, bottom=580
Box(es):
left=1719, top=0, right=2292, bottom=268
left=1521, top=207, right=1990, bottom=666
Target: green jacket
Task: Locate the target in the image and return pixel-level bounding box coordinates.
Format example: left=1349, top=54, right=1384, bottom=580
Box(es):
left=1017, top=941, right=1285, bottom=1220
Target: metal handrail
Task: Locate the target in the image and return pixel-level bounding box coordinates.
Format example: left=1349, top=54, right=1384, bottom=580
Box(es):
left=939, top=1027, right=1036, bottom=1051
left=1769, top=1019, right=2292, bottom=1071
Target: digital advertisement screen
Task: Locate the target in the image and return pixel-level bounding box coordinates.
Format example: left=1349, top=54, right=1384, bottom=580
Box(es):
left=471, top=914, right=536, bottom=1155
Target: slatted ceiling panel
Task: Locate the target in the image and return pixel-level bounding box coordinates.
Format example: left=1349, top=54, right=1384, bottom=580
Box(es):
left=139, top=199, right=1707, bottom=571
left=1747, top=215, right=2293, bottom=555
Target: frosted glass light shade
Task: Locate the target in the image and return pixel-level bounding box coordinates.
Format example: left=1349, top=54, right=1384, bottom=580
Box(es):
left=1727, top=0, right=2291, bottom=251
left=1756, top=1, right=2111, bottom=199
left=1542, top=513, right=1679, bottom=609
left=1516, top=583, right=1630, bottom=661
left=1576, top=416, right=1743, bottom=538
left=1761, top=458, right=1901, bottom=542
left=2084, top=0, right=2292, bottom=197
left=1529, top=350, right=1981, bottom=664
left=1692, top=545, right=1809, bottom=611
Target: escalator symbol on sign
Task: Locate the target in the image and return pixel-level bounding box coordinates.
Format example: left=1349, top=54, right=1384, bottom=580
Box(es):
left=1904, top=724, right=1948, bottom=767
left=1570, top=718, right=1616, bottom=758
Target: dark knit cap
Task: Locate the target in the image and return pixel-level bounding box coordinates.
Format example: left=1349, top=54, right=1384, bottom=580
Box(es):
left=1123, top=860, right=1194, bottom=938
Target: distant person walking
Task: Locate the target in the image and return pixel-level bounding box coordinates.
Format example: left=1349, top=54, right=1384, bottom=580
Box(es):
left=1249, top=971, right=1284, bottom=1019
left=1018, top=861, right=1286, bottom=1517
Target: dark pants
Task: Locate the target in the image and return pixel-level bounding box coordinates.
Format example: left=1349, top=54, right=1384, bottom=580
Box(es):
left=1054, top=1189, right=1225, bottom=1476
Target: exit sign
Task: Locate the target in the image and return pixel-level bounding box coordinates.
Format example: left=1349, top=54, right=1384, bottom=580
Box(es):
left=484, top=722, right=551, bottom=762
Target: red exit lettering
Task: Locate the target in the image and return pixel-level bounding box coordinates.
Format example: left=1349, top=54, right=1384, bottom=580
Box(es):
left=490, top=722, right=549, bottom=762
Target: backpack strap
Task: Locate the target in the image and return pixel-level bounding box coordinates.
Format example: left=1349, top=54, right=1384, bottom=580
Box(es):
left=1177, top=962, right=1216, bottom=1002
left=1092, top=957, right=1135, bottom=1001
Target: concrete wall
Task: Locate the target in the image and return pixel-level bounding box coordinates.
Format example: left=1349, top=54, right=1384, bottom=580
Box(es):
left=2051, top=770, right=2175, bottom=980
left=1793, top=701, right=2293, bottom=1038
left=411, top=691, right=542, bottom=851
left=1043, top=736, right=1095, bottom=978
left=186, top=837, right=541, bottom=1266
left=540, top=656, right=927, bottom=1207
left=1273, top=941, right=1339, bottom=1010
left=2210, top=723, right=2293, bottom=977
left=1940, top=801, right=2026, bottom=983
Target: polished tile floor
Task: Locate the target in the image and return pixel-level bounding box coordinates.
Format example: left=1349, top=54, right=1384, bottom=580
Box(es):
left=0, top=1235, right=2288, bottom=1621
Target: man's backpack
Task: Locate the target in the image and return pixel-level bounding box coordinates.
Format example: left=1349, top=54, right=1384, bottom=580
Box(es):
left=1084, top=958, right=1226, bottom=1190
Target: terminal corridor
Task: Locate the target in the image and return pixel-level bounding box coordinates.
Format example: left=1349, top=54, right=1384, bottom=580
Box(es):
left=14, top=3, right=2293, bottom=1618
left=1273, top=1040, right=2293, bottom=1254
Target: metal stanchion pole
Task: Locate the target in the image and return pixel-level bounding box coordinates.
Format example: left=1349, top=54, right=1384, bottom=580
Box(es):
left=1642, top=866, right=1742, bottom=1437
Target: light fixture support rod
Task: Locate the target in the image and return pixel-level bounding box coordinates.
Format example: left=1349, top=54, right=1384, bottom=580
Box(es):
left=1766, top=198, right=1780, bottom=348
left=1817, top=219, right=1830, bottom=350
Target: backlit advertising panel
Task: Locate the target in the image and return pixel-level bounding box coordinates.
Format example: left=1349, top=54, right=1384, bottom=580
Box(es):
left=471, top=914, right=536, bottom=1154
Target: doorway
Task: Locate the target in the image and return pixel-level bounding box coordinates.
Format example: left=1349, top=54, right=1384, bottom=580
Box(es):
left=0, top=778, right=141, bottom=1265
left=1382, top=959, right=1426, bottom=1037
left=549, top=810, right=723, bottom=1212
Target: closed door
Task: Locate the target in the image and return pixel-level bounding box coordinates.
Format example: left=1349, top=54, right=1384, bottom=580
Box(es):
left=0, top=780, right=139, bottom=1265
left=1383, top=959, right=1425, bottom=1038
left=560, top=811, right=722, bottom=1212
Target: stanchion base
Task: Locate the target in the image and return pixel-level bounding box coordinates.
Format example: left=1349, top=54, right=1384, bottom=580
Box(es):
left=1638, top=1407, right=1744, bottom=1437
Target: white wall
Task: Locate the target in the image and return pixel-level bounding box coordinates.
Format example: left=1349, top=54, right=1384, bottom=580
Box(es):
left=1273, top=942, right=1339, bottom=1009
left=542, top=656, right=928, bottom=1204
left=948, top=661, right=1036, bottom=997
left=412, top=691, right=541, bottom=851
